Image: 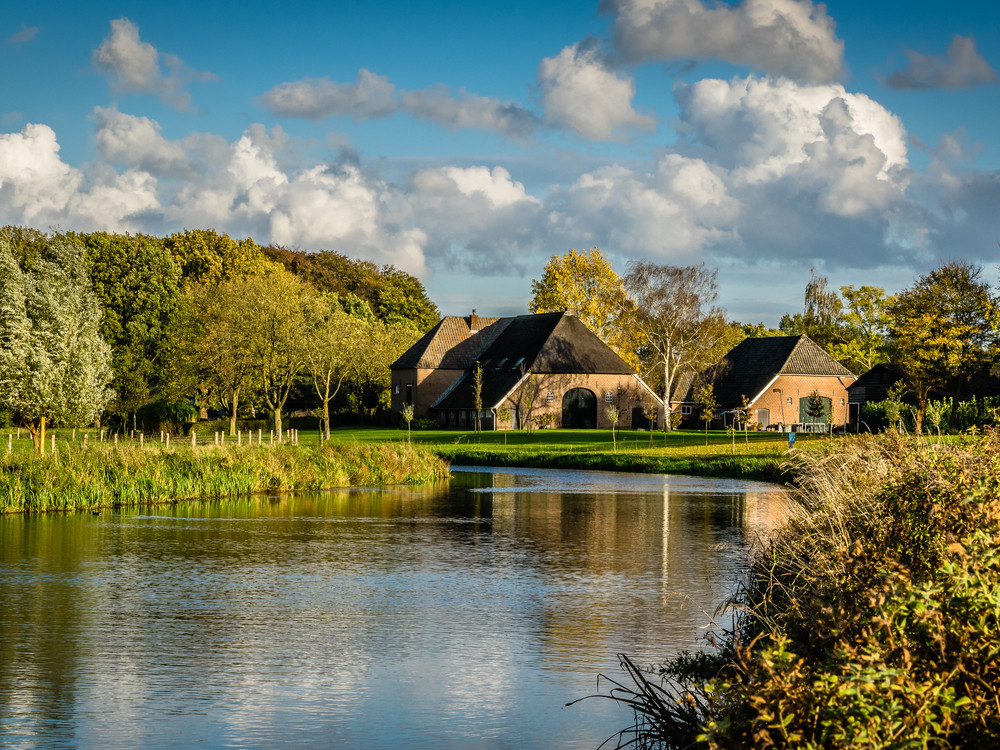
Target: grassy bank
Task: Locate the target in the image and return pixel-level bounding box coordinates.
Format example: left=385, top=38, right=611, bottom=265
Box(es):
left=0, top=441, right=449, bottom=514
left=610, top=430, right=1000, bottom=749
left=324, top=426, right=813, bottom=482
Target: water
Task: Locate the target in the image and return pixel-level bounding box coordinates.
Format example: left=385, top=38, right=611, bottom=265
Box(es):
left=0, top=467, right=788, bottom=749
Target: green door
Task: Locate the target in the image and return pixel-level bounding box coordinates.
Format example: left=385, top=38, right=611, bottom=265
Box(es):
left=562, top=388, right=597, bottom=429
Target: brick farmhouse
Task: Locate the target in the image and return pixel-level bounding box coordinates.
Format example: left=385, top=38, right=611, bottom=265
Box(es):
left=390, top=311, right=663, bottom=430
left=676, top=335, right=857, bottom=431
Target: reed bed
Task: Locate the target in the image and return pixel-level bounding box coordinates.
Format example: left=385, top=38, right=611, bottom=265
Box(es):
left=0, top=441, right=449, bottom=514
left=601, top=430, right=1000, bottom=749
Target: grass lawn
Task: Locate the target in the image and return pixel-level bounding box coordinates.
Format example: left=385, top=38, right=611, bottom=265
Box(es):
left=1, top=423, right=830, bottom=483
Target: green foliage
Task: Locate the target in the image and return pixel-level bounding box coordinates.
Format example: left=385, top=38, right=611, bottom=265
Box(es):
left=616, top=431, right=1000, bottom=748
left=0, top=229, right=114, bottom=450
left=0, top=441, right=449, bottom=514
left=261, top=245, right=439, bottom=330
left=75, top=231, right=182, bottom=415
left=163, top=229, right=280, bottom=286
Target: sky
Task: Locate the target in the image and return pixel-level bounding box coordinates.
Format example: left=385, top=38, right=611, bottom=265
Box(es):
left=2, top=0, right=999, bottom=324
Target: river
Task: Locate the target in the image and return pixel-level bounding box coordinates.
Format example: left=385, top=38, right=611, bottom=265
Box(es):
left=0, top=466, right=789, bottom=749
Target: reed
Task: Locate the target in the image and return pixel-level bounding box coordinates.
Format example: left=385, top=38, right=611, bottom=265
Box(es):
left=601, top=430, right=1000, bottom=748
left=0, top=441, right=449, bottom=514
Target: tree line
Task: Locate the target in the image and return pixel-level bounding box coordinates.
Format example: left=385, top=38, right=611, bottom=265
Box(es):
left=0, top=227, right=438, bottom=452
left=529, top=249, right=1000, bottom=433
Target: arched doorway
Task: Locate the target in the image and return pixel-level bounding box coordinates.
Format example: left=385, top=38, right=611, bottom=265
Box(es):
left=562, top=388, right=597, bottom=429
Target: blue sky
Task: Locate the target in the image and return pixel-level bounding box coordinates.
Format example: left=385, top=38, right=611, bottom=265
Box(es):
left=2, top=0, right=999, bottom=323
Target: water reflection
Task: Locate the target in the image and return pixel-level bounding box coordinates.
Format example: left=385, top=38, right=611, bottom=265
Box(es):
left=0, top=467, right=788, bottom=749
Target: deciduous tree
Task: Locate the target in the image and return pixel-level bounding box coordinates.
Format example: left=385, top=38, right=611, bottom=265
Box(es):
left=529, top=247, right=638, bottom=367
left=888, top=260, right=999, bottom=432
left=624, top=262, right=737, bottom=430
left=302, top=294, right=364, bottom=439
left=0, top=230, right=113, bottom=453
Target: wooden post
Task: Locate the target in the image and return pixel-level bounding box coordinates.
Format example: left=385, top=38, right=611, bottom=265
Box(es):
left=140, top=433, right=143, bottom=447
left=84, top=434, right=89, bottom=447
left=7, top=434, right=10, bottom=454
left=270, top=430, right=274, bottom=446
left=214, top=431, right=218, bottom=445
left=51, top=434, right=55, bottom=453
left=73, top=428, right=76, bottom=441
left=238, top=430, right=242, bottom=446
left=191, top=431, right=196, bottom=448
left=221, top=432, right=225, bottom=445
left=165, top=433, right=170, bottom=448
left=258, top=428, right=262, bottom=445
left=114, top=433, right=118, bottom=445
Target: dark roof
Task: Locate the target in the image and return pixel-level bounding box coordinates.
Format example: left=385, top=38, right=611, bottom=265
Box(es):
left=683, top=335, right=855, bottom=408
left=847, top=363, right=908, bottom=391
left=391, top=314, right=507, bottom=370
left=432, top=312, right=634, bottom=410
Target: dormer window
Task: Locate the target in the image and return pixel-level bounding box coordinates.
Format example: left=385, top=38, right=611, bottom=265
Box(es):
left=512, top=357, right=524, bottom=370
left=495, top=358, right=508, bottom=370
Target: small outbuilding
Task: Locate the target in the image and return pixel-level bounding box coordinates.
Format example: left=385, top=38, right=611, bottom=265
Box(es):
left=677, top=335, right=857, bottom=431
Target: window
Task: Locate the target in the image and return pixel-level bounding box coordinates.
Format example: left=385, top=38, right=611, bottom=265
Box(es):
left=681, top=405, right=692, bottom=416
left=786, top=397, right=792, bottom=405
left=394, top=385, right=400, bottom=395
left=512, top=357, right=525, bottom=370
left=546, top=391, right=554, bottom=402
left=840, top=398, right=845, bottom=406
left=605, top=392, right=614, bottom=403
left=405, top=384, right=413, bottom=406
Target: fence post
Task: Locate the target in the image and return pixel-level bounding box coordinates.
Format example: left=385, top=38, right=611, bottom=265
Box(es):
left=73, top=428, right=76, bottom=441
left=270, top=430, right=274, bottom=446
left=139, top=433, right=143, bottom=447
left=166, top=433, right=170, bottom=448
left=51, top=434, right=55, bottom=453
left=258, top=428, right=262, bottom=445
left=7, top=434, right=10, bottom=454
left=114, top=434, right=118, bottom=445
left=238, top=430, right=242, bottom=446
left=191, top=431, right=196, bottom=448
left=84, top=434, right=89, bottom=447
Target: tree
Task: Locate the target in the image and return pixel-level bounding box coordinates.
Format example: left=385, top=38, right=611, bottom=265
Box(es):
left=698, top=384, right=718, bottom=446
left=888, top=260, right=1000, bottom=433
left=345, top=319, right=420, bottom=423
left=171, top=281, right=260, bottom=436
left=75, top=232, right=182, bottom=426
left=302, top=294, right=364, bottom=440
left=163, top=229, right=279, bottom=287
left=606, top=403, right=620, bottom=452
left=242, top=272, right=310, bottom=439
left=0, top=230, right=113, bottom=453
left=624, top=262, right=737, bottom=431
left=829, top=285, right=893, bottom=374
left=805, top=390, right=831, bottom=431
left=472, top=361, right=484, bottom=432
left=529, top=248, right=638, bottom=367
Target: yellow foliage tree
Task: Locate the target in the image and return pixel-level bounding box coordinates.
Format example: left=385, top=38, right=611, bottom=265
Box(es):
left=528, top=247, right=638, bottom=367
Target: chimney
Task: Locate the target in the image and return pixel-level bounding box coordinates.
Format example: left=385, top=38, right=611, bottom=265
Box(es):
left=469, top=309, right=480, bottom=333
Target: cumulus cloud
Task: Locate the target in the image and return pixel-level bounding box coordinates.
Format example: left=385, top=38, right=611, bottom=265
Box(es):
left=604, top=0, right=844, bottom=83
left=676, top=76, right=909, bottom=216
left=882, top=35, right=998, bottom=90
left=407, top=166, right=544, bottom=271
left=8, top=25, right=39, bottom=45
left=258, top=71, right=540, bottom=139
left=92, top=17, right=217, bottom=111
left=537, top=41, right=655, bottom=140
left=0, top=122, right=158, bottom=230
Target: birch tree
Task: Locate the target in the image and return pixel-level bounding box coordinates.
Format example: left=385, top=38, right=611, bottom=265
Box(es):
left=623, top=262, right=736, bottom=431
left=0, top=230, right=113, bottom=453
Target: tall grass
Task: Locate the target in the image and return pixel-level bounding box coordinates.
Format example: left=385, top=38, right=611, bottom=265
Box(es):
left=0, top=441, right=449, bottom=514
left=602, top=430, right=1000, bottom=748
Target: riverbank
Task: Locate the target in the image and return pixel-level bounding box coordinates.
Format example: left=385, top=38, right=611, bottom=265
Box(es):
left=324, top=426, right=805, bottom=483
left=614, top=430, right=1000, bottom=749
left=0, top=442, right=449, bottom=514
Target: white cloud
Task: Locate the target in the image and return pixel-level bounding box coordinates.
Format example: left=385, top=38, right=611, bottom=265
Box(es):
left=92, top=106, right=188, bottom=174
left=258, top=72, right=539, bottom=139
left=883, top=35, right=998, bottom=91
left=92, top=18, right=217, bottom=111
left=604, top=0, right=844, bottom=83
left=676, top=76, right=909, bottom=217
left=0, top=122, right=158, bottom=231
left=538, top=41, right=655, bottom=140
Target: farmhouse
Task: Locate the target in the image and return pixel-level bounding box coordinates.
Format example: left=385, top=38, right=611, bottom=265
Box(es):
left=677, top=335, right=857, bottom=431
left=390, top=311, right=662, bottom=430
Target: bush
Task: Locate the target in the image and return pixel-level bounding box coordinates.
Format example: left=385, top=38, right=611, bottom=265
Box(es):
left=607, top=431, right=1000, bottom=748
